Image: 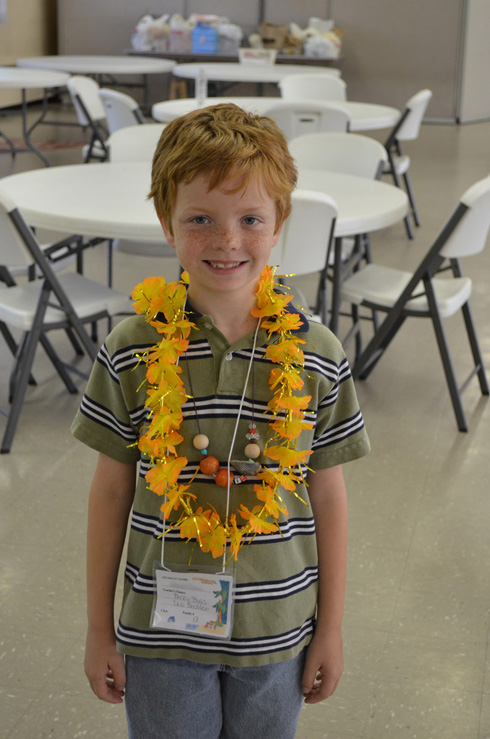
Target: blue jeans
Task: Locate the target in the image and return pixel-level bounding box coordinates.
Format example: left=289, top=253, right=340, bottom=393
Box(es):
left=125, top=650, right=306, bottom=739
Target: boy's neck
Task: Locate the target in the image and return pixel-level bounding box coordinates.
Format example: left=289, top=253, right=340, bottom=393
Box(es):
left=188, top=290, right=259, bottom=344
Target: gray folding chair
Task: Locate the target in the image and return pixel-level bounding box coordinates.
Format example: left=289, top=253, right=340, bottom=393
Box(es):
left=383, top=89, right=433, bottom=239
left=98, top=88, right=146, bottom=134
left=263, top=101, right=350, bottom=140
left=0, top=187, right=130, bottom=453
left=273, top=189, right=338, bottom=324
left=341, top=175, right=490, bottom=431
left=66, top=75, right=109, bottom=162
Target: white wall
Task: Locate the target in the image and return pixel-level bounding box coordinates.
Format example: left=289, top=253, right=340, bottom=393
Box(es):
left=330, top=0, right=463, bottom=120
left=458, top=0, right=490, bottom=122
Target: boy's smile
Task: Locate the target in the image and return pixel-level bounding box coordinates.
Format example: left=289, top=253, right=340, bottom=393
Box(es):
left=159, top=172, right=284, bottom=318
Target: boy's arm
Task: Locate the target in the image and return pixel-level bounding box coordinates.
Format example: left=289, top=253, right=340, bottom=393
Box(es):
left=302, top=464, right=348, bottom=704
left=85, top=452, right=136, bottom=704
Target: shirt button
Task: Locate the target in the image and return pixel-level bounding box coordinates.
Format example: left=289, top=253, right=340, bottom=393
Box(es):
left=225, top=353, right=233, bottom=361
left=203, top=322, right=212, bottom=329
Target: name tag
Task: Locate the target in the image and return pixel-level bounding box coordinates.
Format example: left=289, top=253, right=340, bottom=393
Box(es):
left=151, top=567, right=235, bottom=640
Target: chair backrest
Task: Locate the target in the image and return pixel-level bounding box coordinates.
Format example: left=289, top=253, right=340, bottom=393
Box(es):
left=395, top=89, right=433, bottom=141
left=289, top=132, right=388, bottom=179
left=66, top=75, right=106, bottom=126
left=263, top=101, right=350, bottom=140
left=440, top=175, right=490, bottom=259
left=279, top=74, right=347, bottom=102
left=98, top=88, right=146, bottom=134
left=106, top=123, right=166, bottom=162
left=273, top=190, right=338, bottom=275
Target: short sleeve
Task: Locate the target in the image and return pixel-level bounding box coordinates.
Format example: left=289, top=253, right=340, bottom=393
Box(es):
left=71, top=317, right=151, bottom=464
left=305, top=325, right=371, bottom=470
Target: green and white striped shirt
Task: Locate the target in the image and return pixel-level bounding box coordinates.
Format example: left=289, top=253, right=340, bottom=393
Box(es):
left=72, top=306, right=370, bottom=666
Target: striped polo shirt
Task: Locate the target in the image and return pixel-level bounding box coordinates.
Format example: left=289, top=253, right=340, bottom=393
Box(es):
left=71, top=306, right=370, bottom=667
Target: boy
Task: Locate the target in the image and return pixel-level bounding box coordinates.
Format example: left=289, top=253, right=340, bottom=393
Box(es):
left=72, top=103, right=370, bottom=738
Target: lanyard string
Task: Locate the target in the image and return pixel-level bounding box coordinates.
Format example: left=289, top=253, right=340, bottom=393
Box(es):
left=160, top=316, right=262, bottom=573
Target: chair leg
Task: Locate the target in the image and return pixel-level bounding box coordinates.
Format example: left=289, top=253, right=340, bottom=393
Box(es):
left=387, top=151, right=414, bottom=239
left=1, top=324, right=44, bottom=453
left=39, top=334, right=78, bottom=394
left=402, top=171, right=420, bottom=227
left=429, top=308, right=468, bottom=432
left=353, top=312, right=407, bottom=380
left=461, top=301, right=490, bottom=396
left=1, top=322, right=37, bottom=387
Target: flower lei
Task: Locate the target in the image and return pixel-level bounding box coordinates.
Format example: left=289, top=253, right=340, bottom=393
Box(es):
left=131, top=266, right=313, bottom=560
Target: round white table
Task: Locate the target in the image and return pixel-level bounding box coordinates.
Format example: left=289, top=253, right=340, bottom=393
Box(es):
left=0, top=67, right=70, bottom=166
left=0, top=163, right=407, bottom=330
left=172, top=61, right=340, bottom=97
left=152, top=97, right=400, bottom=132
left=17, top=55, right=176, bottom=111
left=173, top=62, right=340, bottom=82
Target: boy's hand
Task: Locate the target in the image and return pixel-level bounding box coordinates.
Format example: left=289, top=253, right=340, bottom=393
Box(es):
left=85, top=629, right=126, bottom=704
left=301, top=626, right=344, bottom=704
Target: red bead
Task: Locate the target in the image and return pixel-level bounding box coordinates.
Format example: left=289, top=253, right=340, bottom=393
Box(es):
left=215, top=469, right=234, bottom=488
left=199, top=455, right=220, bottom=476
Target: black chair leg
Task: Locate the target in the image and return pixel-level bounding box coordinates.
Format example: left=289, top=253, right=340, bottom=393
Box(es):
left=430, top=308, right=468, bottom=432
left=461, top=301, right=490, bottom=396
left=403, top=171, right=420, bottom=227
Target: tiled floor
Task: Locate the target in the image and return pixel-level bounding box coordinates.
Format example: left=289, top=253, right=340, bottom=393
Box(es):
left=1, top=101, right=490, bottom=738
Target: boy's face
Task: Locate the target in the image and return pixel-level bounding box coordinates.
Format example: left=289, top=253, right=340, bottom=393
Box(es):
left=159, top=172, right=284, bottom=308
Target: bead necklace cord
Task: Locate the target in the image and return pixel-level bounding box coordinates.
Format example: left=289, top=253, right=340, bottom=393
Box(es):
left=131, top=267, right=314, bottom=562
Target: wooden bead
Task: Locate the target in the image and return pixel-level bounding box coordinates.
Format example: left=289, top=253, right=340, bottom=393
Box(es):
left=215, top=468, right=234, bottom=488
left=193, top=434, right=210, bottom=451
left=199, top=455, right=220, bottom=476
left=245, top=443, right=261, bottom=460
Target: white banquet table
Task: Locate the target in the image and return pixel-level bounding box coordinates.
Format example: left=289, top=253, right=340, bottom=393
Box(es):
left=0, top=162, right=407, bottom=329
left=0, top=67, right=70, bottom=166
left=152, top=97, right=400, bottom=133
left=172, top=61, right=340, bottom=96
left=173, top=62, right=340, bottom=83
left=17, top=56, right=176, bottom=111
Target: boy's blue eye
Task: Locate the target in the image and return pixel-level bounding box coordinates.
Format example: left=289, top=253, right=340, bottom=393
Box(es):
left=243, top=216, right=259, bottom=225
left=192, top=216, right=208, bottom=224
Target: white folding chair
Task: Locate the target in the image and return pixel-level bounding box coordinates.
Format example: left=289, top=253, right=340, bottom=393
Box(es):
left=279, top=74, right=347, bottom=102
left=273, top=189, right=338, bottom=324
left=66, top=75, right=109, bottom=162
left=289, top=132, right=388, bottom=335
left=0, top=188, right=131, bottom=453
left=289, top=131, right=387, bottom=179
left=262, top=101, right=350, bottom=140
left=105, top=123, right=175, bottom=261
left=383, top=89, right=433, bottom=238
left=98, top=88, right=146, bottom=134
left=106, top=123, right=165, bottom=163
left=341, top=174, right=490, bottom=431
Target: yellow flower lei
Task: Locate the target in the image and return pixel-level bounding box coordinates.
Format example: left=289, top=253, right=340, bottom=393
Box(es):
left=131, top=266, right=313, bottom=560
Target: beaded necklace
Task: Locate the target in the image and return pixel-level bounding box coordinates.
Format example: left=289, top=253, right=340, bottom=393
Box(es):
left=132, top=266, right=313, bottom=561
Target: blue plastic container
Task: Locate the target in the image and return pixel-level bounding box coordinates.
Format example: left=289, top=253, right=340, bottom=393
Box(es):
left=192, top=24, right=219, bottom=54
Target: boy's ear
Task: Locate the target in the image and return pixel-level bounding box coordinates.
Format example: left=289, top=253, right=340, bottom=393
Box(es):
left=158, top=214, right=176, bottom=249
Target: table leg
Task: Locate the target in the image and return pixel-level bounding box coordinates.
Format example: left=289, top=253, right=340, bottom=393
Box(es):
left=21, top=90, right=51, bottom=167
left=328, top=237, right=343, bottom=336
left=0, top=129, right=16, bottom=158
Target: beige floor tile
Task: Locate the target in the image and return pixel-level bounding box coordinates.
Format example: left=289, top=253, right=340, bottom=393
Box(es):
left=0, top=687, right=40, bottom=737
left=6, top=691, right=128, bottom=739
left=374, top=633, right=485, bottom=693
left=0, top=630, right=77, bottom=691
left=297, top=675, right=375, bottom=737
left=479, top=693, right=490, bottom=739
left=364, top=682, right=481, bottom=739
left=390, top=588, right=490, bottom=645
